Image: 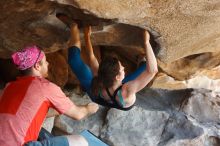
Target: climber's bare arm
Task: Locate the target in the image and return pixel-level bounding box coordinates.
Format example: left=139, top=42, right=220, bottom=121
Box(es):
left=83, top=26, right=99, bottom=76
left=124, top=30, right=158, bottom=95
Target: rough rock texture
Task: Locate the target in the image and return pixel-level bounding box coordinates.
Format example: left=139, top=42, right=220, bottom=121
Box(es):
left=52, top=88, right=220, bottom=146
left=46, top=51, right=69, bottom=87
left=0, top=0, right=67, bottom=58
left=152, top=64, right=220, bottom=92
left=101, top=107, right=169, bottom=146
left=0, top=0, right=114, bottom=58
left=158, top=52, right=220, bottom=80
left=183, top=89, right=220, bottom=123
left=54, top=0, right=220, bottom=62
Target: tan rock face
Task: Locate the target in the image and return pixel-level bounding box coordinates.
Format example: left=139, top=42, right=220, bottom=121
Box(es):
left=3, top=0, right=220, bottom=61
left=47, top=51, right=69, bottom=87
left=152, top=66, right=220, bottom=92
left=0, top=0, right=113, bottom=58
left=0, top=0, right=67, bottom=58
left=70, top=0, right=220, bottom=62
left=61, top=0, right=220, bottom=62
left=159, top=52, right=220, bottom=80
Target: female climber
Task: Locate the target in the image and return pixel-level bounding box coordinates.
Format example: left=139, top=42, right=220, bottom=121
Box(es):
left=67, top=23, right=158, bottom=110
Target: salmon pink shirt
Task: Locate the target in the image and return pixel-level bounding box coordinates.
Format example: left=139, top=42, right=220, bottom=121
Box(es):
left=0, top=76, right=73, bottom=146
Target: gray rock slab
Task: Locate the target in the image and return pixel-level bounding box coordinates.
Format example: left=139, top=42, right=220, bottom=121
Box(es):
left=182, top=89, right=220, bottom=123
left=100, top=106, right=169, bottom=146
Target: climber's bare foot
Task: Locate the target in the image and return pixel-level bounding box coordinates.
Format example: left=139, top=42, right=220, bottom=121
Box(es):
left=68, top=23, right=81, bottom=48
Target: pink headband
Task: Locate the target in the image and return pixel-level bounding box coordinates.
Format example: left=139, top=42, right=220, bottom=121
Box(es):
left=12, top=45, right=44, bottom=70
